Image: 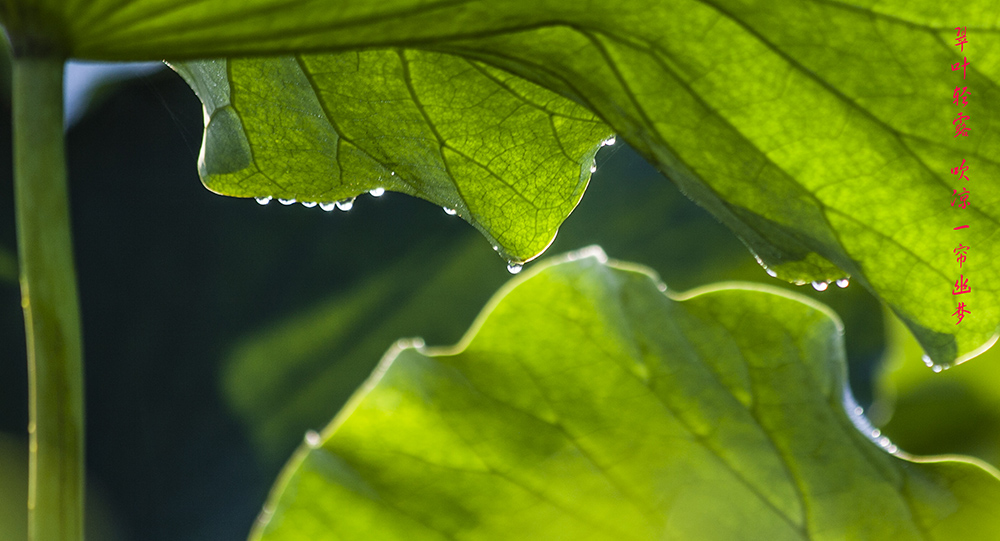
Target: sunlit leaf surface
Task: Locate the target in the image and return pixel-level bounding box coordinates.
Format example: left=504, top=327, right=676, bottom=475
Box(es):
left=253, top=251, right=1000, bottom=540
left=4, top=0, right=997, bottom=362
left=173, top=54, right=607, bottom=262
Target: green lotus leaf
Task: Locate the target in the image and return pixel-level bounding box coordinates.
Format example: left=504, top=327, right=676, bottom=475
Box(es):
left=252, top=250, right=1000, bottom=540
left=4, top=0, right=996, bottom=363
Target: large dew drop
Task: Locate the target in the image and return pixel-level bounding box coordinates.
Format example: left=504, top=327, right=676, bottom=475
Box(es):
left=301, top=201, right=317, bottom=208
left=336, top=198, right=355, bottom=211
left=602, top=136, right=617, bottom=146
left=278, top=198, right=296, bottom=205
left=836, top=278, right=850, bottom=288
left=811, top=280, right=829, bottom=291
left=369, top=187, right=385, bottom=197
left=255, top=196, right=272, bottom=205
left=507, top=263, right=523, bottom=274
left=319, top=202, right=336, bottom=211
left=443, top=207, right=457, bottom=216
left=304, top=430, right=321, bottom=448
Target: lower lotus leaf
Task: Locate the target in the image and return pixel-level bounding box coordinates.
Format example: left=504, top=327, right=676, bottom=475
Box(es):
left=252, top=249, right=1000, bottom=540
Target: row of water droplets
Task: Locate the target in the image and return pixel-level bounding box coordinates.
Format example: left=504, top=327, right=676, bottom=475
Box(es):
left=253, top=135, right=620, bottom=276
left=754, top=256, right=850, bottom=290
left=922, top=354, right=953, bottom=373
left=254, top=186, right=385, bottom=212
left=843, top=388, right=899, bottom=454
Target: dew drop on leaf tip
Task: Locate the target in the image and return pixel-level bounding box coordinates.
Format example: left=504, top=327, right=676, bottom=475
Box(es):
left=301, top=201, right=317, bottom=208
left=304, top=430, right=321, bottom=448
left=255, top=196, right=272, bottom=205
left=319, top=202, right=336, bottom=211
left=601, top=135, right=616, bottom=146
left=443, top=207, right=457, bottom=216
left=836, top=278, right=850, bottom=288
left=369, top=187, right=385, bottom=197
left=507, top=263, right=523, bottom=274
left=336, top=198, right=355, bottom=211
left=278, top=198, right=296, bottom=205
left=811, top=280, right=829, bottom=291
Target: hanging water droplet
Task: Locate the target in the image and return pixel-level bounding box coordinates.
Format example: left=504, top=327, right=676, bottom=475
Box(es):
left=602, top=135, right=617, bottom=146
left=765, top=268, right=778, bottom=278
left=853, top=406, right=863, bottom=416
left=319, top=202, right=336, bottom=211
left=794, top=280, right=806, bottom=286
left=492, top=245, right=499, bottom=252
left=301, top=201, right=317, bottom=208
left=922, top=354, right=934, bottom=367
left=811, top=280, right=829, bottom=291
left=878, top=436, right=891, bottom=448
left=507, top=263, right=523, bottom=274
left=278, top=198, right=296, bottom=205
left=657, top=282, right=667, bottom=292
left=836, top=278, right=850, bottom=288
left=369, top=187, right=385, bottom=197
left=589, top=161, right=597, bottom=173
left=304, top=430, right=321, bottom=448
left=336, top=198, right=355, bottom=211
left=443, top=207, right=457, bottom=216
left=870, top=428, right=881, bottom=438
left=932, top=364, right=944, bottom=373
left=887, top=444, right=898, bottom=453
left=255, top=196, right=272, bottom=205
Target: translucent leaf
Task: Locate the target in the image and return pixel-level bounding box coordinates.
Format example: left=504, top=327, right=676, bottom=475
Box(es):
left=253, top=250, right=1000, bottom=540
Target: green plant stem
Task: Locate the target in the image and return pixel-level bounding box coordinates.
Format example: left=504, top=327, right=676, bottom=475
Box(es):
left=13, top=57, right=85, bottom=541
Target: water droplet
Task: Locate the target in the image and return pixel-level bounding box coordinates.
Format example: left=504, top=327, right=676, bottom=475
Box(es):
left=301, top=201, right=317, bottom=208
left=765, top=268, right=778, bottom=278
left=443, top=207, right=457, bottom=216
left=390, top=171, right=395, bottom=176
left=507, top=263, right=523, bottom=274
left=278, top=198, right=296, bottom=205
left=492, top=245, right=499, bottom=252
left=922, top=354, right=934, bottom=367
left=811, top=280, right=829, bottom=291
left=602, top=136, right=617, bottom=146
left=871, top=428, right=881, bottom=438
left=853, top=406, right=863, bottom=416
left=255, top=196, right=272, bottom=205
left=887, top=444, right=898, bottom=453
left=836, top=278, right=850, bottom=288
left=319, top=202, right=336, bottom=211
left=369, top=187, right=385, bottom=197
left=304, top=430, right=321, bottom=448
left=932, top=364, right=944, bottom=373
left=657, top=282, right=667, bottom=292
left=878, top=436, right=891, bottom=448
left=336, top=198, right=355, bottom=211
left=590, top=161, right=597, bottom=173
left=794, top=280, right=807, bottom=286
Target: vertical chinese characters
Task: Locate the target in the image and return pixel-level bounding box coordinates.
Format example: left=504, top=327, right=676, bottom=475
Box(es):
left=950, top=27, right=972, bottom=324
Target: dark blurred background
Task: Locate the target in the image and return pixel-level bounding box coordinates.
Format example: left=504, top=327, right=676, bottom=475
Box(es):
left=0, top=61, right=893, bottom=539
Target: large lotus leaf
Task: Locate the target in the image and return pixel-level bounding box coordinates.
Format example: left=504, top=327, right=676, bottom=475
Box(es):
left=4, top=0, right=995, bottom=364
left=873, top=310, right=1000, bottom=470
left=172, top=53, right=608, bottom=262
left=251, top=249, right=1000, bottom=540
